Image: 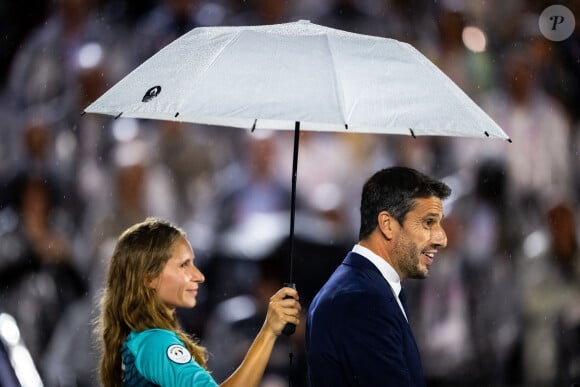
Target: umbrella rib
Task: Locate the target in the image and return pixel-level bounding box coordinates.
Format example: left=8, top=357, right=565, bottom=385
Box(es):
left=397, top=41, right=507, bottom=139
left=174, top=30, right=244, bottom=117
left=323, top=34, right=348, bottom=128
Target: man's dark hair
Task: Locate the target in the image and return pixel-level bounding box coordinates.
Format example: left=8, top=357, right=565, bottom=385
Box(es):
left=359, top=167, right=451, bottom=239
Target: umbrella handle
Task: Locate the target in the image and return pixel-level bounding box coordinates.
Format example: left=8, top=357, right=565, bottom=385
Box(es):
left=282, top=282, right=297, bottom=336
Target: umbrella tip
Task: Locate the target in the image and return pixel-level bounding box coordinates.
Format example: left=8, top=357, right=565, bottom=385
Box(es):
left=80, top=111, right=86, bottom=117
left=251, top=119, right=257, bottom=132
left=345, top=124, right=348, bottom=130
left=115, top=112, right=123, bottom=119
left=175, top=112, right=180, bottom=118
left=507, top=138, right=513, bottom=143
left=484, top=131, right=490, bottom=137
left=409, top=128, right=416, bottom=139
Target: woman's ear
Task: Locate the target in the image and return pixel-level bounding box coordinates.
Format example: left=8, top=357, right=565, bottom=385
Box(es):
left=377, top=211, right=395, bottom=240
left=144, top=275, right=158, bottom=290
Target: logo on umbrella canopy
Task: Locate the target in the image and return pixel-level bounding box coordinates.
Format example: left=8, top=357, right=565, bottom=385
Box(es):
left=142, top=86, right=162, bottom=102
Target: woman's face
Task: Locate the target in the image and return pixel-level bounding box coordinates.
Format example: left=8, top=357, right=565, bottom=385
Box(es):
left=146, top=236, right=205, bottom=310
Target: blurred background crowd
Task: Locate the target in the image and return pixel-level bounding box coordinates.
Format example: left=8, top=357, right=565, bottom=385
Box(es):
left=0, top=0, right=579, bottom=386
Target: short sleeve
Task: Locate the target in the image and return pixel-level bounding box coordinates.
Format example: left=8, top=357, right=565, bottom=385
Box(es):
left=131, top=330, right=218, bottom=387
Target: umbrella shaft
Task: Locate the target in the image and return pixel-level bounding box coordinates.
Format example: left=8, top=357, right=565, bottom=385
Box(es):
left=288, top=121, right=300, bottom=283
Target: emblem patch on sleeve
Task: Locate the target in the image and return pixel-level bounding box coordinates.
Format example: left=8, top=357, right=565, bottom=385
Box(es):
left=166, top=344, right=192, bottom=364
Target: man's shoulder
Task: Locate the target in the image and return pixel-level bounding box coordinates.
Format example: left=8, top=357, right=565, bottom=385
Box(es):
left=312, top=272, right=390, bottom=311
left=327, top=253, right=388, bottom=289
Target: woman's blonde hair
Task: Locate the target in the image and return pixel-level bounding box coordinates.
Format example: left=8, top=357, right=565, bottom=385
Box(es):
left=96, top=217, right=208, bottom=387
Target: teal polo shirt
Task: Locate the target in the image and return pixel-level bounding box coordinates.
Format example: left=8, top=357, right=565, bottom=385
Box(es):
left=122, top=328, right=218, bottom=387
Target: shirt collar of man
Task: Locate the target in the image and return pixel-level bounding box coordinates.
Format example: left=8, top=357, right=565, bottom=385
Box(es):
left=352, top=244, right=408, bottom=321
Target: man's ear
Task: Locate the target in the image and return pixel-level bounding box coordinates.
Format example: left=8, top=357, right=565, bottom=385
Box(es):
left=377, top=211, right=396, bottom=240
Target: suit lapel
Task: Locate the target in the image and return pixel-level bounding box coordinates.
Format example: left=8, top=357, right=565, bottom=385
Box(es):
left=343, top=252, right=409, bottom=322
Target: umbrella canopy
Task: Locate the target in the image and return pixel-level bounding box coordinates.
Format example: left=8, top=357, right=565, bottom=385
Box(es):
left=84, top=20, right=510, bottom=294
left=85, top=20, right=509, bottom=140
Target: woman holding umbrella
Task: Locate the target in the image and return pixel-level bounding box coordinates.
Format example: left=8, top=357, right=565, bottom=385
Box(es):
left=97, top=217, right=301, bottom=387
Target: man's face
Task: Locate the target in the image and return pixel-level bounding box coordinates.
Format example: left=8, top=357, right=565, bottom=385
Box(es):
left=392, top=196, right=447, bottom=279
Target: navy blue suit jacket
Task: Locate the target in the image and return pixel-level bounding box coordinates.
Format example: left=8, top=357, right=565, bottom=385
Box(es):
left=306, top=252, right=425, bottom=387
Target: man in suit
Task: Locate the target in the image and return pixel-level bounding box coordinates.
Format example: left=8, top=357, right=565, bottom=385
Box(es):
left=306, top=166, right=451, bottom=386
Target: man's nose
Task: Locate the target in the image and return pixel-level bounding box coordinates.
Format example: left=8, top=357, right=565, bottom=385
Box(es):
left=432, top=225, right=447, bottom=248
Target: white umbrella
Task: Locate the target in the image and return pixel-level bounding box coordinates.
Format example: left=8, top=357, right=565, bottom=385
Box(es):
left=85, top=20, right=508, bottom=139
left=84, top=20, right=510, bottom=306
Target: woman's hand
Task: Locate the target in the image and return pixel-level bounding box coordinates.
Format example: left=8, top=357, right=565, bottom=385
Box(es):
left=220, top=286, right=301, bottom=387
left=263, top=286, right=301, bottom=337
